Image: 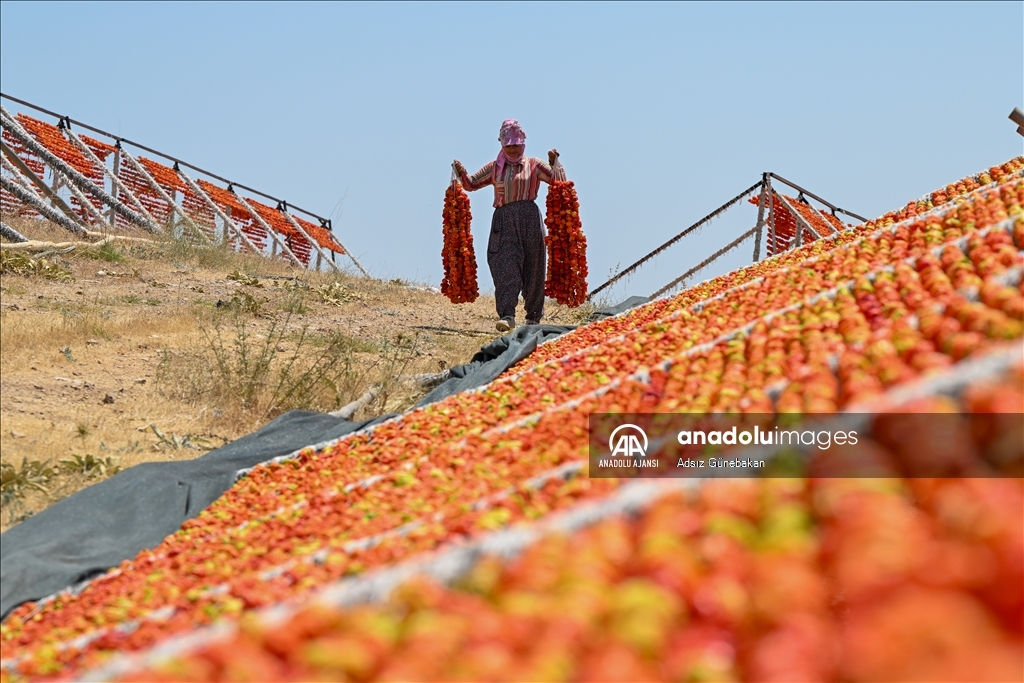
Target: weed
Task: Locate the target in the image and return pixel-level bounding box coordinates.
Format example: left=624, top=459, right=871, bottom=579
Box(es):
left=156, top=311, right=419, bottom=423
left=0, top=251, right=74, bottom=282
left=281, top=293, right=309, bottom=314
left=227, top=270, right=263, bottom=287
left=317, top=281, right=361, bottom=305
left=83, top=242, right=126, bottom=263
left=149, top=426, right=210, bottom=451
left=216, top=292, right=266, bottom=315
left=58, top=454, right=121, bottom=478
left=61, top=346, right=77, bottom=362
left=76, top=423, right=90, bottom=439
left=1, top=458, right=55, bottom=502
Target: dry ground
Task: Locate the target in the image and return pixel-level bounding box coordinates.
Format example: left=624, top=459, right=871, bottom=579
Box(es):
left=0, top=217, right=594, bottom=531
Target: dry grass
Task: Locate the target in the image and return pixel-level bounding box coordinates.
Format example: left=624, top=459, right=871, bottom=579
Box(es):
left=0, top=217, right=537, bottom=529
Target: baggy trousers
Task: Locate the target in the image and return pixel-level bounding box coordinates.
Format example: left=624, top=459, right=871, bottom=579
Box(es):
left=487, top=200, right=546, bottom=325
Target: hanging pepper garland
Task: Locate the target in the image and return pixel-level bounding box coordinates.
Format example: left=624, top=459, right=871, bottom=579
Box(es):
left=441, top=169, right=479, bottom=304
left=544, top=179, right=588, bottom=307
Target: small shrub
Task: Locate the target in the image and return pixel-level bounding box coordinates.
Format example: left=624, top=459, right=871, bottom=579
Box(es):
left=0, top=251, right=74, bottom=281
left=1, top=458, right=55, bottom=502
left=58, top=454, right=121, bottom=478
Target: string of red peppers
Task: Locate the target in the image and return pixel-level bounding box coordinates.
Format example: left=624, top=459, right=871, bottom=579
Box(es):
left=544, top=180, right=589, bottom=307
left=440, top=177, right=479, bottom=304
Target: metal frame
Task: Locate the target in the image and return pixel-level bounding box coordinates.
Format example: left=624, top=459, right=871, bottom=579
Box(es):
left=174, top=167, right=261, bottom=255
left=1, top=105, right=153, bottom=231
left=768, top=172, right=867, bottom=223
left=278, top=207, right=342, bottom=274
left=233, top=193, right=305, bottom=268
left=751, top=173, right=768, bottom=262
left=1, top=138, right=82, bottom=224
left=776, top=192, right=822, bottom=247
left=650, top=225, right=759, bottom=299
left=118, top=148, right=211, bottom=245
left=588, top=180, right=763, bottom=300
left=0, top=163, right=89, bottom=236
left=1, top=93, right=332, bottom=228
left=1, top=93, right=360, bottom=275
left=64, top=129, right=162, bottom=233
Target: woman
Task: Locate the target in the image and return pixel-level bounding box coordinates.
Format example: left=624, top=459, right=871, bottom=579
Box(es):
left=454, top=119, right=565, bottom=333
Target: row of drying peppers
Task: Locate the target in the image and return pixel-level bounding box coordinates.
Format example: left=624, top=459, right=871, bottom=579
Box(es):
left=544, top=180, right=589, bottom=306
left=440, top=180, right=479, bottom=303
left=2, top=169, right=1022, bottom=679
left=108, top=374, right=1024, bottom=681
left=521, top=162, right=1024, bottom=370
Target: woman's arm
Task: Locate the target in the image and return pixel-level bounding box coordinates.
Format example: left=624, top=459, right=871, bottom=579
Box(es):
left=536, top=149, right=567, bottom=183
left=454, top=160, right=495, bottom=191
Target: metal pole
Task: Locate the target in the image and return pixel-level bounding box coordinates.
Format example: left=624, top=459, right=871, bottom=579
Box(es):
left=650, top=225, right=758, bottom=299
left=64, top=129, right=162, bottom=232
left=768, top=172, right=868, bottom=223
left=751, top=174, right=768, bottom=262
left=174, top=167, right=262, bottom=256
left=233, top=193, right=305, bottom=268
left=809, top=204, right=840, bottom=234
left=0, top=105, right=154, bottom=232
left=767, top=182, right=776, bottom=256
left=588, top=180, right=762, bottom=300
left=118, top=148, right=211, bottom=245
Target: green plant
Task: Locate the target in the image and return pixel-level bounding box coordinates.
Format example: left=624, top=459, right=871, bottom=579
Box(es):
left=148, top=426, right=210, bottom=451
left=0, top=251, right=74, bottom=282
left=61, top=346, right=77, bottom=362
left=216, top=292, right=265, bottom=315
left=156, top=311, right=412, bottom=421
left=58, top=454, right=121, bottom=478
left=281, top=292, right=309, bottom=314
left=83, top=242, right=126, bottom=263
left=1, top=458, right=54, bottom=502
left=227, top=270, right=263, bottom=287
left=317, top=281, right=361, bottom=305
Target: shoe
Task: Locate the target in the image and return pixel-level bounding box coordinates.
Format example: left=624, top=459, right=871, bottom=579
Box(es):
left=496, top=319, right=511, bottom=333
left=525, top=319, right=540, bottom=326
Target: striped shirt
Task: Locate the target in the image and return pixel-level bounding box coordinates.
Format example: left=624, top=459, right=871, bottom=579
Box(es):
left=460, top=157, right=567, bottom=208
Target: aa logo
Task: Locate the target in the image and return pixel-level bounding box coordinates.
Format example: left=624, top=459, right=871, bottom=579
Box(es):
left=609, top=424, right=648, bottom=458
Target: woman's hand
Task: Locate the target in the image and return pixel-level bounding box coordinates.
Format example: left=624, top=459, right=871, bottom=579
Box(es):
left=548, top=149, right=560, bottom=165
left=453, top=160, right=467, bottom=177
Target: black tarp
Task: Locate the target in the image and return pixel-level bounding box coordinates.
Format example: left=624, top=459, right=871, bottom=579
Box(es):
left=0, top=323, right=590, bottom=620
left=0, top=411, right=389, bottom=620
left=414, top=324, right=574, bottom=407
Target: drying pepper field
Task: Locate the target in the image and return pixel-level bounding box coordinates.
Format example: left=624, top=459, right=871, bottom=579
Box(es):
left=1, top=158, right=1023, bottom=682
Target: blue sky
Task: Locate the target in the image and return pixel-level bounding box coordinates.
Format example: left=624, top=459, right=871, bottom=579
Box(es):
left=1, top=2, right=1021, bottom=303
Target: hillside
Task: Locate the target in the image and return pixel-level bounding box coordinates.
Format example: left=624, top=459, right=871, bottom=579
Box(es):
left=0, top=220, right=592, bottom=531
left=1, top=157, right=1022, bottom=682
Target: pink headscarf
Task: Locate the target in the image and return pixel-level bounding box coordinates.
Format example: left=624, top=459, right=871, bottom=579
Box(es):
left=495, top=119, right=526, bottom=176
